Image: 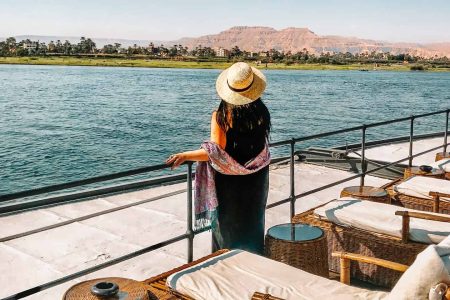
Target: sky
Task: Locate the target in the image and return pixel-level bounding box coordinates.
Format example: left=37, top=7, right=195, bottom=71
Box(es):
left=1, top=0, right=449, bottom=43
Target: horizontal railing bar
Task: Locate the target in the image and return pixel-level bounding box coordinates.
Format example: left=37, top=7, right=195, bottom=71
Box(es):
left=0, top=189, right=186, bottom=242
left=414, top=109, right=449, bottom=119
left=270, top=125, right=365, bottom=147
left=266, top=196, right=292, bottom=209
left=334, top=131, right=447, bottom=151
left=0, top=155, right=300, bottom=214
left=0, top=173, right=186, bottom=213
left=367, top=109, right=448, bottom=127
left=350, top=152, right=404, bottom=176
left=272, top=109, right=449, bottom=147
left=1, top=233, right=190, bottom=300
left=295, top=174, right=362, bottom=200
left=294, top=125, right=364, bottom=143
left=0, top=163, right=170, bottom=202
left=365, top=115, right=412, bottom=128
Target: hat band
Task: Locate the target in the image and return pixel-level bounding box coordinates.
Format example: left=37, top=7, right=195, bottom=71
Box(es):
left=227, top=77, right=254, bottom=93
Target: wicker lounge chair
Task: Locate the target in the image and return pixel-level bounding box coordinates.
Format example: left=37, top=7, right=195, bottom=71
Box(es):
left=385, top=176, right=450, bottom=214
left=291, top=198, right=450, bottom=288
left=144, top=249, right=404, bottom=299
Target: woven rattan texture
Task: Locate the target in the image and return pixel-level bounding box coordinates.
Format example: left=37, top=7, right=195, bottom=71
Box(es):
left=394, top=193, right=450, bottom=214
left=386, top=180, right=450, bottom=214
left=292, top=212, right=426, bottom=288
left=403, top=167, right=444, bottom=180
left=436, top=152, right=450, bottom=162
left=63, top=277, right=153, bottom=300
left=265, top=228, right=329, bottom=278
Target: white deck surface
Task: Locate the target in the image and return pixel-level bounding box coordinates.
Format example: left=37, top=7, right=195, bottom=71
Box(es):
left=0, top=137, right=444, bottom=299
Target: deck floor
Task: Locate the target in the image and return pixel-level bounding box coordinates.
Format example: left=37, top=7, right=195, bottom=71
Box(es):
left=0, top=137, right=443, bottom=299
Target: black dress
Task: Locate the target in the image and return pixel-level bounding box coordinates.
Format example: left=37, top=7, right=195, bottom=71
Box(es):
left=212, top=126, right=269, bottom=255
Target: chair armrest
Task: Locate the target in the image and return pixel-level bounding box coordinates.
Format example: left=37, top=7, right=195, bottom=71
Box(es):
left=428, top=191, right=450, bottom=213
left=395, top=210, right=450, bottom=243
left=380, top=177, right=403, bottom=190
left=332, top=251, right=408, bottom=285
left=396, top=210, right=450, bottom=222
left=430, top=191, right=450, bottom=198
left=252, top=292, right=285, bottom=300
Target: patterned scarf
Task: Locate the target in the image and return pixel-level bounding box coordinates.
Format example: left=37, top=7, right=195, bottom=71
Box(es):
left=194, top=141, right=271, bottom=230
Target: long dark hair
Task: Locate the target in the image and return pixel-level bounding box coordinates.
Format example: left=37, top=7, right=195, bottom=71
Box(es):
left=216, top=98, right=271, bottom=139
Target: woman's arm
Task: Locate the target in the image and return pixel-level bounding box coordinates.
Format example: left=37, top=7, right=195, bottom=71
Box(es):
left=166, top=112, right=226, bottom=169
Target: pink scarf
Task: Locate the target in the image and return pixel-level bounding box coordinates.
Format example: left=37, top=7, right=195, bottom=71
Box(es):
left=194, top=141, right=271, bottom=230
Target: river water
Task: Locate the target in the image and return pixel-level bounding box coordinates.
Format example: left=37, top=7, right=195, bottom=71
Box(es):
left=1, top=64, right=449, bottom=195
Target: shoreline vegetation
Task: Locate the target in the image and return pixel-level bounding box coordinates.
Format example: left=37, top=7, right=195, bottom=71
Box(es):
left=1, top=56, right=450, bottom=71
left=1, top=36, right=449, bottom=71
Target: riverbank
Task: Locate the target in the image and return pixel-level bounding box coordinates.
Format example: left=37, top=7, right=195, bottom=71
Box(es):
left=1, top=56, right=449, bottom=71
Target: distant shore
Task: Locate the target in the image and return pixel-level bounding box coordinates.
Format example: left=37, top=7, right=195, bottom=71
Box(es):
left=1, top=56, right=449, bottom=72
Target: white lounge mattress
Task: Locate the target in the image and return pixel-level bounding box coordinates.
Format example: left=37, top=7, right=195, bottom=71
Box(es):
left=315, top=198, right=450, bottom=244
left=167, top=250, right=388, bottom=300
left=394, top=176, right=450, bottom=200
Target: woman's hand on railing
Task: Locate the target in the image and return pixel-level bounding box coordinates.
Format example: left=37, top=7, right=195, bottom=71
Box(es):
left=166, top=149, right=209, bottom=170
left=166, top=153, right=187, bottom=170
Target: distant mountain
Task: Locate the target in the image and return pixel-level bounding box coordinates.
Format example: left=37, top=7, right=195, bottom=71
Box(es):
left=175, top=26, right=450, bottom=57
left=2, top=35, right=164, bottom=48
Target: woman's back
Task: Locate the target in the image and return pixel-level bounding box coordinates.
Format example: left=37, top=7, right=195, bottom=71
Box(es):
left=225, top=126, right=266, bottom=165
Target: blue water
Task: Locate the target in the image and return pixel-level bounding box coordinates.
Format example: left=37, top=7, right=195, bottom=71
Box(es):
left=0, top=64, right=449, bottom=195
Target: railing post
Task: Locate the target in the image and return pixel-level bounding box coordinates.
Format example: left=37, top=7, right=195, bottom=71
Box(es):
left=360, top=125, right=367, bottom=187
left=444, top=109, right=449, bottom=154
left=290, top=138, right=296, bottom=220
left=186, top=162, right=194, bottom=263
left=409, top=116, right=415, bottom=167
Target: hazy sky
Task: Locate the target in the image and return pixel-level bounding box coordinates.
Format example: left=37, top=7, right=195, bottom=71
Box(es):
left=1, top=0, right=449, bottom=43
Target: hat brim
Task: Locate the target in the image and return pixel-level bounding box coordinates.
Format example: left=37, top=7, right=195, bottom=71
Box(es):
left=216, top=66, right=266, bottom=106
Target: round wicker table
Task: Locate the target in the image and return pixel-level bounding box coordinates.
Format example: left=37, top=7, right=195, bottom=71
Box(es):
left=340, top=186, right=390, bottom=203
left=265, top=223, right=328, bottom=278
left=404, top=167, right=445, bottom=179
left=62, top=277, right=160, bottom=300
left=436, top=152, right=450, bottom=162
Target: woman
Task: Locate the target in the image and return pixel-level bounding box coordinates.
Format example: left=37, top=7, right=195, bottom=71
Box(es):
left=166, top=62, right=271, bottom=254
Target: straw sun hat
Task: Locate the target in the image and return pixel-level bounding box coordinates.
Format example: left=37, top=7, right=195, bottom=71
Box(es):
left=216, top=62, right=266, bottom=106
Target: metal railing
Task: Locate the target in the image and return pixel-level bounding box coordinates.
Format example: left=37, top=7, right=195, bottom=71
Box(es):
left=1, top=108, right=449, bottom=300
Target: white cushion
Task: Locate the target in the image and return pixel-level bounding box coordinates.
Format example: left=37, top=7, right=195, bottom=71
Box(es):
left=388, top=245, right=450, bottom=300
left=314, top=198, right=450, bottom=244
left=430, top=158, right=450, bottom=172
left=437, top=235, right=450, bottom=273
left=395, top=176, right=450, bottom=200
left=167, top=250, right=388, bottom=300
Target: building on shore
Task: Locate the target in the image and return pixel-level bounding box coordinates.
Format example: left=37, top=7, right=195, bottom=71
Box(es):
left=22, top=41, right=39, bottom=50
left=215, top=47, right=230, bottom=57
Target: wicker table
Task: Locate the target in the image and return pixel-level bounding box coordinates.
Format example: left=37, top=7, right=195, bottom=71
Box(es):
left=63, top=277, right=164, bottom=300
left=404, top=167, right=445, bottom=179
left=340, top=186, right=390, bottom=203
left=265, top=223, right=328, bottom=278
left=436, top=152, right=450, bottom=162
